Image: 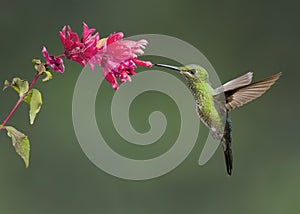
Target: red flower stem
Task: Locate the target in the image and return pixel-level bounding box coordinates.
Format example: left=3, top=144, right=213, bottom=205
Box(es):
left=54, top=53, right=65, bottom=60
left=1, top=71, right=41, bottom=127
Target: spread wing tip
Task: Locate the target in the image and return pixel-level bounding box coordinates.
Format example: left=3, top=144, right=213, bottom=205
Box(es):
left=225, top=72, right=281, bottom=111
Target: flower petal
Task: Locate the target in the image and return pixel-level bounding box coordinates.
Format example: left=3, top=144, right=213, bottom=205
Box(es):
left=133, top=59, right=153, bottom=68
left=104, top=70, right=119, bottom=90
left=106, top=32, right=124, bottom=46
left=42, top=46, right=65, bottom=73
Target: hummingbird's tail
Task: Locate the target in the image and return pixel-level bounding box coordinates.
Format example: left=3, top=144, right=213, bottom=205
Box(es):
left=223, top=144, right=233, bottom=175
left=222, top=116, right=233, bottom=175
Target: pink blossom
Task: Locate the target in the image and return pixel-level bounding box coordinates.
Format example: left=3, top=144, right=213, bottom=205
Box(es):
left=58, top=23, right=152, bottom=89
left=42, top=46, right=65, bottom=73
left=94, top=32, right=152, bottom=90
left=59, top=22, right=100, bottom=69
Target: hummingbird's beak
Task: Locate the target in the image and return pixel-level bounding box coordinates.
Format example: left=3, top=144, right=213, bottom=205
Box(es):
left=154, top=64, right=182, bottom=73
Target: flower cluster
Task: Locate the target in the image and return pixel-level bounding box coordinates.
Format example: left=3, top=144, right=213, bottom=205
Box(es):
left=42, top=23, right=152, bottom=89
left=59, top=23, right=100, bottom=69
left=94, top=32, right=152, bottom=89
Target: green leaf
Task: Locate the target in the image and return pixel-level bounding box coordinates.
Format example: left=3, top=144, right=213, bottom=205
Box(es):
left=32, top=59, right=52, bottom=82
left=12, top=78, right=29, bottom=97
left=32, top=59, right=42, bottom=71
left=5, top=126, right=30, bottom=168
left=24, top=89, right=43, bottom=124
left=32, top=58, right=42, bottom=65
left=3, top=80, right=10, bottom=91
left=33, top=60, right=47, bottom=74
left=3, top=77, right=29, bottom=97
left=42, top=70, right=53, bottom=82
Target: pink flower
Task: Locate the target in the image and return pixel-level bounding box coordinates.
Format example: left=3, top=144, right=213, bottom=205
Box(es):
left=59, top=22, right=100, bottom=69
left=94, top=32, right=152, bottom=90
left=42, top=46, right=65, bottom=73
left=57, top=23, right=152, bottom=89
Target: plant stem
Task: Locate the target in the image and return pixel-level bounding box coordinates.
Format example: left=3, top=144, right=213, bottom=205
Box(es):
left=1, top=72, right=41, bottom=127
left=0, top=53, right=65, bottom=129
left=54, top=53, right=65, bottom=59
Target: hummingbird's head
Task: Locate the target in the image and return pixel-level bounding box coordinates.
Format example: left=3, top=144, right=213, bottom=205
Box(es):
left=155, top=64, right=209, bottom=83
left=179, top=64, right=208, bottom=82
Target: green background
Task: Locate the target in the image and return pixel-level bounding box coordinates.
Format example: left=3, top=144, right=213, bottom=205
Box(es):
left=0, top=0, right=299, bottom=213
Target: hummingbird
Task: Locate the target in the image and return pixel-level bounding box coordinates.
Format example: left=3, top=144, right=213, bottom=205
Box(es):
left=155, top=63, right=281, bottom=175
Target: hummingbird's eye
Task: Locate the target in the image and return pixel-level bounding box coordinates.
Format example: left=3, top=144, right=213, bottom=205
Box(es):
left=189, top=69, right=197, bottom=75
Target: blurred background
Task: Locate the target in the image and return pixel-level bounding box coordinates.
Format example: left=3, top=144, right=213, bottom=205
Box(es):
left=0, top=0, right=299, bottom=213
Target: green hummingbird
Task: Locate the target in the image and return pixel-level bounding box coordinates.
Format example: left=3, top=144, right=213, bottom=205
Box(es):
left=155, top=63, right=281, bottom=175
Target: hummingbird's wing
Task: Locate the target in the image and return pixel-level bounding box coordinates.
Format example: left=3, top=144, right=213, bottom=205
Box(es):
left=214, top=72, right=253, bottom=95
left=225, top=73, right=281, bottom=111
